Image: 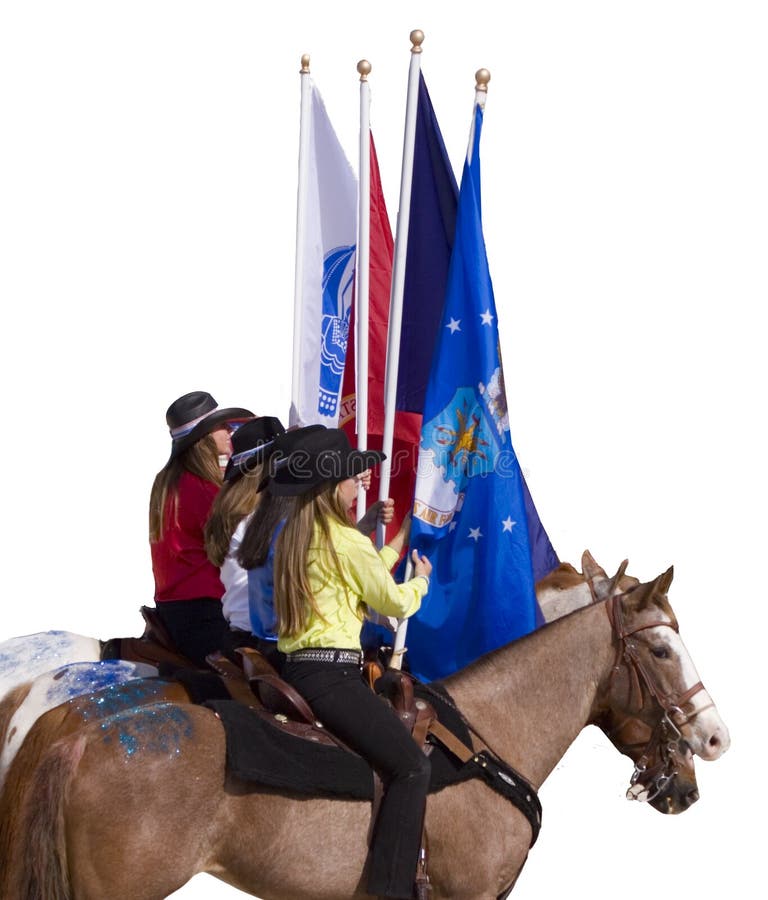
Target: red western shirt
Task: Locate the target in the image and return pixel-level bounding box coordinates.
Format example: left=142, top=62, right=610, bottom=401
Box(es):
left=151, top=471, right=224, bottom=602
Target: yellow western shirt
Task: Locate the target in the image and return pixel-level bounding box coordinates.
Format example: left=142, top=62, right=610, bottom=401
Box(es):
left=277, top=518, right=426, bottom=654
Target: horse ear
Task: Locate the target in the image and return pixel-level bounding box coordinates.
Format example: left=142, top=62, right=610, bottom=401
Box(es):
left=653, top=565, right=674, bottom=596
left=610, top=559, right=630, bottom=592
left=591, top=558, right=629, bottom=602
left=581, top=550, right=606, bottom=580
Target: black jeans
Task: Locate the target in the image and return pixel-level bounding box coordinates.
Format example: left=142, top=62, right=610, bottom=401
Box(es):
left=229, top=629, right=285, bottom=673
left=283, top=659, right=430, bottom=899
left=154, top=598, right=237, bottom=668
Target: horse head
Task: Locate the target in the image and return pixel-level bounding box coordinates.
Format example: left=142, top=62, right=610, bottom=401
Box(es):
left=598, top=565, right=730, bottom=763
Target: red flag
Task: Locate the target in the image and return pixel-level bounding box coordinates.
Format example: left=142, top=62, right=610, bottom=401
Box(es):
left=340, top=135, right=420, bottom=539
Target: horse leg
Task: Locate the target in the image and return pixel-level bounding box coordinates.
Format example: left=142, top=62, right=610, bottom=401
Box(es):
left=422, top=782, right=531, bottom=899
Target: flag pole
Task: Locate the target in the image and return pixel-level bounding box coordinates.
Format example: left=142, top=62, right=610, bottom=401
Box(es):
left=355, top=60, right=372, bottom=517
left=290, top=54, right=313, bottom=427
left=467, top=68, right=490, bottom=157
left=389, top=66, right=492, bottom=671
left=376, top=29, right=424, bottom=549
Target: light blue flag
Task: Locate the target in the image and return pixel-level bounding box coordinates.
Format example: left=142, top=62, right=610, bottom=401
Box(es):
left=407, top=102, right=538, bottom=682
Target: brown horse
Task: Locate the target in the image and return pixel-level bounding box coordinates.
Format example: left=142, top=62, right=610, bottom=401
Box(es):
left=0, top=553, right=694, bottom=812
left=0, top=563, right=728, bottom=899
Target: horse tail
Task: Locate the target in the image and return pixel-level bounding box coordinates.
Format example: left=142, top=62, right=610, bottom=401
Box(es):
left=0, top=731, right=85, bottom=900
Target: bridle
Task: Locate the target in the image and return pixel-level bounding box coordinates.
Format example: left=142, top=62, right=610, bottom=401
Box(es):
left=603, top=590, right=709, bottom=731
left=584, top=572, right=711, bottom=801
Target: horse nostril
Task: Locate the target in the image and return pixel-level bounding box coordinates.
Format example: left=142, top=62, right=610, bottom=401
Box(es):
left=709, top=734, right=720, bottom=749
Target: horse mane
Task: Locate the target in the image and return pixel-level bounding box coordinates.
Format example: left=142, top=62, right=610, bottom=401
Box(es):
left=534, top=562, right=583, bottom=591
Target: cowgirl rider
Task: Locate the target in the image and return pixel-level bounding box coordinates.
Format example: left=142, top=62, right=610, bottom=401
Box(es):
left=270, top=426, right=432, bottom=900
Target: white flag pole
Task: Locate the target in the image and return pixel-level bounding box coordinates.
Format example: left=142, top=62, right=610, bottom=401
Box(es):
left=389, top=66, right=492, bottom=671
left=376, top=29, right=424, bottom=549
left=355, top=60, right=372, bottom=518
left=379, top=31, right=424, bottom=670
left=290, top=54, right=313, bottom=427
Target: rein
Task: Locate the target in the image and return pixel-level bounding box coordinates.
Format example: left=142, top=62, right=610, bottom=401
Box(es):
left=608, top=714, right=684, bottom=803
left=604, top=590, right=706, bottom=730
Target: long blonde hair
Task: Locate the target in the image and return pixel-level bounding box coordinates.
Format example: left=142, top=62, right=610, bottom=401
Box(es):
left=273, top=481, right=352, bottom=639
left=204, top=466, right=266, bottom=567
left=149, top=434, right=223, bottom=542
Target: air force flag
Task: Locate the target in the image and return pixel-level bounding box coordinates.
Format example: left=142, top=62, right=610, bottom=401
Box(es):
left=292, top=83, right=357, bottom=427
left=407, top=102, right=539, bottom=681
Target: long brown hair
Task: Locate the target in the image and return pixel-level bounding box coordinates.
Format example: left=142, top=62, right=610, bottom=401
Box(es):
left=149, top=434, right=223, bottom=542
left=204, top=467, right=266, bottom=567
left=238, top=490, right=295, bottom=569
left=273, top=481, right=352, bottom=639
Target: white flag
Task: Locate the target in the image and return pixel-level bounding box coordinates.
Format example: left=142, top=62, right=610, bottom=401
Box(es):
left=291, top=84, right=357, bottom=428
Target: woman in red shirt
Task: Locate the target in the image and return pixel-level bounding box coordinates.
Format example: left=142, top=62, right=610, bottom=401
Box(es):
left=149, top=390, right=253, bottom=667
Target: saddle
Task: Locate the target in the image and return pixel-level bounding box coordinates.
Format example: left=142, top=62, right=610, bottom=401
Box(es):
left=101, top=606, right=197, bottom=672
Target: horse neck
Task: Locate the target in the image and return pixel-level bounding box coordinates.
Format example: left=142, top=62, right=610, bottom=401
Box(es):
left=443, top=600, right=615, bottom=788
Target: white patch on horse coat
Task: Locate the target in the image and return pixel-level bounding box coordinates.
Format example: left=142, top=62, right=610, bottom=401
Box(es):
left=0, top=659, right=157, bottom=785
left=0, top=631, right=102, bottom=701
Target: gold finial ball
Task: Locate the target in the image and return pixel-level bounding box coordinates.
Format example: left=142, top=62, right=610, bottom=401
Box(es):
left=300, top=54, right=310, bottom=73
left=410, top=30, right=424, bottom=51
left=357, top=59, right=372, bottom=80
left=475, top=68, right=491, bottom=92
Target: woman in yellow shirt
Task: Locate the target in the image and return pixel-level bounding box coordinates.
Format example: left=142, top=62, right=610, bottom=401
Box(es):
left=271, top=427, right=432, bottom=900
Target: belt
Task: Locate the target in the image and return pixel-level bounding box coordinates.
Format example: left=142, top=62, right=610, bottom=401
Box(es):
left=285, top=648, right=363, bottom=666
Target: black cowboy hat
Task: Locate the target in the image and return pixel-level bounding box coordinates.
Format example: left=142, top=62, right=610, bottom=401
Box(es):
left=268, top=427, right=385, bottom=497
left=222, top=416, right=286, bottom=483
left=166, top=391, right=254, bottom=460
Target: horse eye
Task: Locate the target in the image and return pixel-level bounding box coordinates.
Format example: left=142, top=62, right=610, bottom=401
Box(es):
left=651, top=646, right=669, bottom=659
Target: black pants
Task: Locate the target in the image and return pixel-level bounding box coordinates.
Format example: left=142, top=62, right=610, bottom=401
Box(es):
left=154, top=598, right=238, bottom=668
left=283, top=659, right=430, bottom=899
left=229, top=630, right=286, bottom=673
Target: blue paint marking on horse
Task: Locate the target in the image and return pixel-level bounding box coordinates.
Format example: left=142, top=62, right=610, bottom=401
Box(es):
left=71, top=678, right=174, bottom=724
left=42, top=661, right=153, bottom=706
left=99, top=703, right=194, bottom=759
left=0, top=631, right=72, bottom=667
left=0, top=631, right=102, bottom=700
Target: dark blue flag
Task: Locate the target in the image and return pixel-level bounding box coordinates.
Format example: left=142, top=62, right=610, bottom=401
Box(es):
left=406, top=102, right=541, bottom=681
left=396, top=74, right=459, bottom=414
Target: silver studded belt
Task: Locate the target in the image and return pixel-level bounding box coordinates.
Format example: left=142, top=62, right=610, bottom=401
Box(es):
left=285, top=648, right=363, bottom=666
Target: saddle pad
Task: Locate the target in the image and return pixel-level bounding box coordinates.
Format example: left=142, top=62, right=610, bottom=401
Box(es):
left=206, top=681, right=476, bottom=800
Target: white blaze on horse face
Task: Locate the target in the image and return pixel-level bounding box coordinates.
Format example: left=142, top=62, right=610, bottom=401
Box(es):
left=0, top=631, right=102, bottom=701
left=642, top=626, right=730, bottom=761
left=0, top=660, right=157, bottom=787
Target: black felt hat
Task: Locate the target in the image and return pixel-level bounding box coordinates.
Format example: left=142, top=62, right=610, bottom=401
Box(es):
left=166, top=391, right=254, bottom=460
left=268, top=427, right=385, bottom=497
left=222, top=416, right=286, bottom=483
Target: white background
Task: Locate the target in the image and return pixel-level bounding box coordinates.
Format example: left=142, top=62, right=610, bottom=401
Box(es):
left=1, top=2, right=765, bottom=898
